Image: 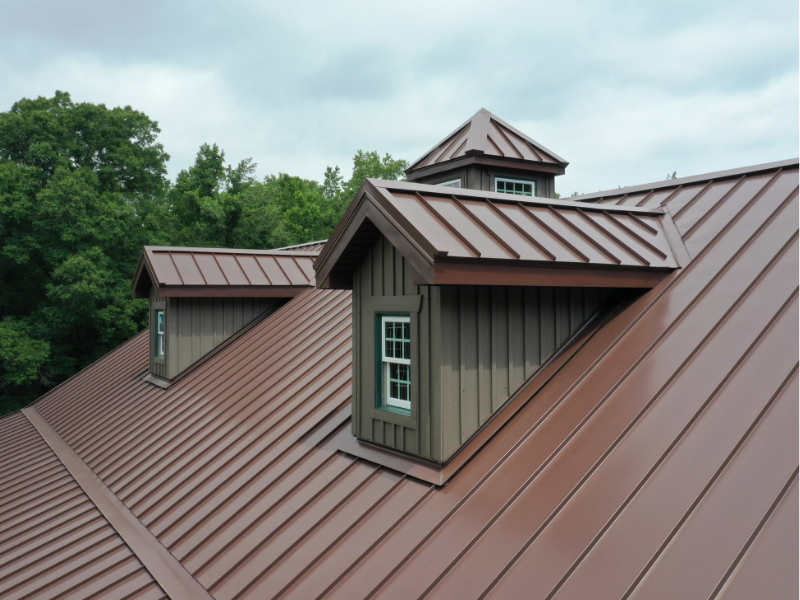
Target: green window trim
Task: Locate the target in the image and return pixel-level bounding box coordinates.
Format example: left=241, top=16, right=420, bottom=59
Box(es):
left=496, top=177, right=535, bottom=196
left=155, top=309, right=165, bottom=359
left=376, top=313, right=411, bottom=415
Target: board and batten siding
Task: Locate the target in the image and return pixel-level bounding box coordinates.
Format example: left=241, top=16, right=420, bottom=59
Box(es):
left=437, top=285, right=610, bottom=459
left=149, top=286, right=282, bottom=380
left=353, top=234, right=612, bottom=463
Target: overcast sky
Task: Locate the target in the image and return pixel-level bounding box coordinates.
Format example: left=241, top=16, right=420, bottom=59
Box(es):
left=2, top=0, right=797, bottom=194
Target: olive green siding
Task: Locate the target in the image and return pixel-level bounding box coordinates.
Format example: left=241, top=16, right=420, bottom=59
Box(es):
left=353, top=234, right=611, bottom=463
left=437, top=285, right=610, bottom=459
left=413, top=164, right=556, bottom=198
left=149, top=286, right=282, bottom=381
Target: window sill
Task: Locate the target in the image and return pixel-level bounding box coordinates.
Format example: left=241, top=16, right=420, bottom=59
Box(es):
left=143, top=373, right=171, bottom=389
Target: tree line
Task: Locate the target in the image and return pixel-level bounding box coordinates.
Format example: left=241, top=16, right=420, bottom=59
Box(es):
left=0, top=91, right=407, bottom=414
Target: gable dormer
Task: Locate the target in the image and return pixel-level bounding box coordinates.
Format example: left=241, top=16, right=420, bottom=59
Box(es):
left=405, top=108, right=568, bottom=198
left=315, top=176, right=682, bottom=467
left=132, top=245, right=318, bottom=384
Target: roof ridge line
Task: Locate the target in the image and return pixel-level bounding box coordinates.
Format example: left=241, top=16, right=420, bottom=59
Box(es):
left=20, top=406, right=215, bottom=600
left=572, top=158, right=799, bottom=203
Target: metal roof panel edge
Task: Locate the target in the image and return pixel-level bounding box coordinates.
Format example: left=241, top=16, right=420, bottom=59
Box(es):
left=572, top=158, right=799, bottom=202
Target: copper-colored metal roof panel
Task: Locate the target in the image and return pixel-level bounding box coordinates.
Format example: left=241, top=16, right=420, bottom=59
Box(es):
left=133, top=246, right=318, bottom=298
left=169, top=252, right=206, bottom=285
left=256, top=255, right=291, bottom=285
left=271, top=240, right=328, bottom=254
left=190, top=252, right=228, bottom=285
left=0, top=413, right=164, bottom=600
left=274, top=255, right=308, bottom=286
left=381, top=192, right=477, bottom=256
left=5, top=159, right=794, bottom=599
left=407, top=109, right=567, bottom=176
left=147, top=250, right=183, bottom=285
left=236, top=254, right=271, bottom=285
left=213, top=253, right=249, bottom=285
left=315, top=179, right=680, bottom=289
left=716, top=473, right=798, bottom=600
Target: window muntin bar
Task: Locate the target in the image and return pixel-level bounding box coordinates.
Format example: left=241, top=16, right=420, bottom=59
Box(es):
left=380, top=315, right=411, bottom=411
left=495, top=177, right=535, bottom=196
left=155, top=309, right=165, bottom=358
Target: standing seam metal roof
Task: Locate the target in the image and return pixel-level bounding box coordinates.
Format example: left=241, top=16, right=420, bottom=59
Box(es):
left=0, top=413, right=166, bottom=600
left=132, top=246, right=318, bottom=299
left=1, top=159, right=796, bottom=600
left=314, top=179, right=681, bottom=290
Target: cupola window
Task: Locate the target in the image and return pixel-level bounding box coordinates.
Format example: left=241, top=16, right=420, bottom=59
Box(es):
left=155, top=309, right=165, bottom=358
left=496, top=177, right=535, bottom=196
left=379, top=314, right=411, bottom=412
left=438, top=178, right=461, bottom=188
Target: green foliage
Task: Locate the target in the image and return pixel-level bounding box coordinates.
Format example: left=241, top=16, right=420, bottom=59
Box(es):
left=0, top=92, right=169, bottom=413
left=0, top=91, right=408, bottom=415
left=667, top=171, right=677, bottom=180
left=326, top=150, right=408, bottom=210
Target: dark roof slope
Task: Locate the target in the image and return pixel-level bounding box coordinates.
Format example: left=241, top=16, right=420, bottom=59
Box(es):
left=1, top=159, right=796, bottom=599
left=406, top=108, right=567, bottom=178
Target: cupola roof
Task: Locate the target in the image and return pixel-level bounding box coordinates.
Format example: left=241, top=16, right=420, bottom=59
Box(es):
left=405, top=108, right=568, bottom=180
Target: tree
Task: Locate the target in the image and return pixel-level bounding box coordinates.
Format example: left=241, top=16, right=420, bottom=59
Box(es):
left=0, top=90, right=408, bottom=415
left=0, top=92, right=170, bottom=413
left=168, top=143, right=257, bottom=247
left=324, top=150, right=408, bottom=211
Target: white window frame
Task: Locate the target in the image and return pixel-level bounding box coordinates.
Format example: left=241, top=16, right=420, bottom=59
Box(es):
left=495, top=177, right=536, bottom=196
left=380, top=315, right=411, bottom=411
left=438, top=178, right=461, bottom=188
left=155, top=309, right=165, bottom=359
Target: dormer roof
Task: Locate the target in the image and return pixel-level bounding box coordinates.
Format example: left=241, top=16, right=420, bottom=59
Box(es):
left=132, top=246, right=318, bottom=299
left=405, top=108, right=568, bottom=180
left=314, top=178, right=683, bottom=290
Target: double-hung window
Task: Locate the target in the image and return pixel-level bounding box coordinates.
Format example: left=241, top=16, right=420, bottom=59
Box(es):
left=495, top=177, right=535, bottom=196
left=379, top=315, right=411, bottom=412
left=155, top=309, right=165, bottom=359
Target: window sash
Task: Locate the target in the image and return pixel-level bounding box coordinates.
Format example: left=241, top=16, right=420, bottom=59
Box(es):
left=438, top=178, right=461, bottom=188
left=380, top=315, right=411, bottom=411
left=495, top=177, right=535, bottom=196
left=155, top=309, right=165, bottom=358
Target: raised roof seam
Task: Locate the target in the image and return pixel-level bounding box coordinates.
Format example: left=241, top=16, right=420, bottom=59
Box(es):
left=20, top=406, right=215, bottom=600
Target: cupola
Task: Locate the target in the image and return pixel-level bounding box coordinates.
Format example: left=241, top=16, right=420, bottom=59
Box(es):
left=404, top=108, right=568, bottom=198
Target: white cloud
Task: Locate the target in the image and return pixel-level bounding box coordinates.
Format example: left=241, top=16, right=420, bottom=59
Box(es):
left=1, top=0, right=796, bottom=194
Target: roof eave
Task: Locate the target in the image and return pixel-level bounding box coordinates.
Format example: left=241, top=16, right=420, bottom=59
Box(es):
left=406, top=155, right=567, bottom=181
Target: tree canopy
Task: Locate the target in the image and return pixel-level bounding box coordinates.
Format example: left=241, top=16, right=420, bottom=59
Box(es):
left=0, top=91, right=407, bottom=415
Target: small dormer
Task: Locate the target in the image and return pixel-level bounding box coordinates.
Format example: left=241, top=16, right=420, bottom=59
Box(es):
left=315, top=172, right=682, bottom=471
left=132, top=245, right=318, bottom=385
left=405, top=108, right=568, bottom=198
